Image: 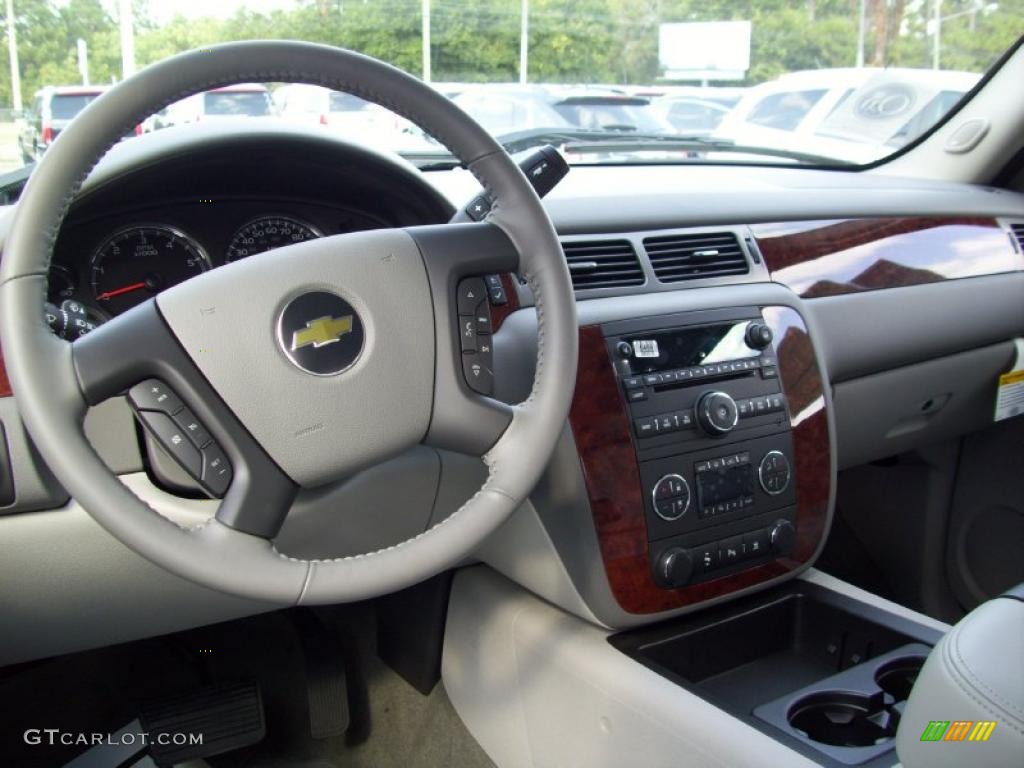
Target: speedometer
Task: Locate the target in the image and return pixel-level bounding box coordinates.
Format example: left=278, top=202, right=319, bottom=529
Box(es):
left=225, top=216, right=323, bottom=261
left=90, top=225, right=211, bottom=315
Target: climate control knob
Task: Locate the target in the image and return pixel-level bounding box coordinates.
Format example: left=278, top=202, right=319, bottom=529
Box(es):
left=745, top=321, right=774, bottom=350
left=696, top=391, right=739, bottom=435
left=758, top=450, right=791, bottom=495
left=769, top=519, right=796, bottom=557
left=656, top=547, right=694, bottom=587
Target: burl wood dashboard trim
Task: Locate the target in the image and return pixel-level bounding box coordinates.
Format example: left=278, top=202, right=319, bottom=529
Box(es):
left=752, top=217, right=1020, bottom=299
left=569, top=307, right=830, bottom=615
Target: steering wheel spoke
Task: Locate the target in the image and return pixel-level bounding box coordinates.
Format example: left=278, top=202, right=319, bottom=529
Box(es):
left=73, top=300, right=298, bottom=538
left=406, top=222, right=521, bottom=454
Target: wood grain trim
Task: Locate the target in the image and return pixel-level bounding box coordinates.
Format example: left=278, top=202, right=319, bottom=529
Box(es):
left=569, top=308, right=830, bottom=614
left=0, top=344, right=11, bottom=398
left=752, top=217, right=1019, bottom=299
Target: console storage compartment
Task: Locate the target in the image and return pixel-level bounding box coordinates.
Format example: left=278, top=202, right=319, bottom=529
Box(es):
left=611, top=582, right=942, bottom=767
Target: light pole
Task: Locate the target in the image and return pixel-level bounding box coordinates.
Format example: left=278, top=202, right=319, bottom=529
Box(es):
left=119, top=0, right=135, bottom=78
left=422, top=0, right=431, bottom=83
left=931, top=1, right=999, bottom=70
left=519, top=0, right=528, bottom=84
left=5, top=0, right=21, bottom=112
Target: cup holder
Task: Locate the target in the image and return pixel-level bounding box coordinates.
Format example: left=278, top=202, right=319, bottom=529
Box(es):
left=875, top=656, right=925, bottom=702
left=788, top=691, right=899, bottom=748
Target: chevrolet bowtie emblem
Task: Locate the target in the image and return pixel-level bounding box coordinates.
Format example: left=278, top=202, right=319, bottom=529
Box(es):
left=291, top=315, right=354, bottom=350
left=279, top=291, right=364, bottom=375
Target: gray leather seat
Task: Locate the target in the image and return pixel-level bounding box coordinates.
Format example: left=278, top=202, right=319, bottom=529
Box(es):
left=896, top=587, right=1024, bottom=768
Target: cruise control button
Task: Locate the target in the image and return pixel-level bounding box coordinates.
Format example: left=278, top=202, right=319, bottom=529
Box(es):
left=129, top=379, right=183, bottom=415
left=457, top=278, right=486, bottom=314
left=140, top=411, right=201, bottom=477
left=172, top=407, right=212, bottom=449
left=200, top=443, right=233, bottom=497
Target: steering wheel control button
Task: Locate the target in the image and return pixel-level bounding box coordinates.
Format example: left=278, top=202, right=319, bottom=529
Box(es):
left=483, top=274, right=507, bottom=305
left=140, top=411, right=202, bottom=477
left=129, top=379, right=184, bottom=416
left=200, top=444, right=233, bottom=498
left=759, top=450, right=792, bottom=495
left=462, top=352, right=494, bottom=396
left=652, top=474, right=690, bottom=521
left=172, top=407, right=212, bottom=449
left=277, top=290, right=364, bottom=376
left=457, top=277, right=487, bottom=314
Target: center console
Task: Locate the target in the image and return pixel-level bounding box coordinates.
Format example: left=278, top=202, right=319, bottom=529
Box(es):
left=568, top=304, right=832, bottom=615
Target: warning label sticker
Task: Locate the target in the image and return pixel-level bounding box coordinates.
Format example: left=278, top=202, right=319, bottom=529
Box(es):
left=995, top=340, right=1024, bottom=422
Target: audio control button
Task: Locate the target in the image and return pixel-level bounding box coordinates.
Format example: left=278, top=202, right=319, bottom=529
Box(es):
left=743, top=528, right=771, bottom=558
left=692, top=543, right=719, bottom=573
left=696, top=391, right=739, bottom=435
left=634, top=417, right=656, bottom=438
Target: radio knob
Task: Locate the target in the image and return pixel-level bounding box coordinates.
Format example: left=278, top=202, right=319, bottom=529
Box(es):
left=769, top=519, right=796, bottom=556
left=657, top=547, right=694, bottom=587
left=745, top=321, right=774, bottom=350
left=696, top=391, right=739, bottom=435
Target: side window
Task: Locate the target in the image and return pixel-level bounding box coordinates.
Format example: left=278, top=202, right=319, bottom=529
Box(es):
left=746, top=89, right=827, bottom=131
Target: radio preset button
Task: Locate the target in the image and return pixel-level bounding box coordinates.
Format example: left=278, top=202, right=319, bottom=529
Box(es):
left=643, top=373, right=662, bottom=386
left=627, top=390, right=647, bottom=403
left=622, top=376, right=643, bottom=390
left=634, top=417, right=656, bottom=438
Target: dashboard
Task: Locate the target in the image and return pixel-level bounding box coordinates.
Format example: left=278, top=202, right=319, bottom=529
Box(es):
left=2, top=121, right=1024, bottom=663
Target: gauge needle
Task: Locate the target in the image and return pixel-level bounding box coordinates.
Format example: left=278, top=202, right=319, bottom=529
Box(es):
left=96, top=281, right=147, bottom=301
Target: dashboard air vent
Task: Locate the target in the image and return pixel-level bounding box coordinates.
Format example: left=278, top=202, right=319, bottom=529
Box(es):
left=645, top=231, right=749, bottom=283
left=561, top=239, right=644, bottom=290
left=1010, top=222, right=1024, bottom=254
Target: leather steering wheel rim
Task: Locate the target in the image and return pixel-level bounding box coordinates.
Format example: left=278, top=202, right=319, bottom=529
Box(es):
left=0, top=41, right=577, bottom=604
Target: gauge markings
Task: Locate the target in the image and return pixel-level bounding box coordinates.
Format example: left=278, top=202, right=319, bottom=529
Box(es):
left=90, top=225, right=210, bottom=315
left=225, top=216, right=322, bottom=261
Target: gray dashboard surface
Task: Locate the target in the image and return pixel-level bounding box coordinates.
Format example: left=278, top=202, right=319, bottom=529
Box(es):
left=424, top=163, right=1024, bottom=233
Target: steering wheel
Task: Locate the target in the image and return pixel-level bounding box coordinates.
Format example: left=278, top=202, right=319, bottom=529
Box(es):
left=0, top=42, right=577, bottom=604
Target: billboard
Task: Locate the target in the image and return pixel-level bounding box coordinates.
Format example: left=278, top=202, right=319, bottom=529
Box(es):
left=659, top=21, right=752, bottom=81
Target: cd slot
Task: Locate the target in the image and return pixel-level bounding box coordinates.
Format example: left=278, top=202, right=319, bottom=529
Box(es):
left=652, top=370, right=755, bottom=393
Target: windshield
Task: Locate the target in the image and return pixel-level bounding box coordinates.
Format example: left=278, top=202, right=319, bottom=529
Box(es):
left=1, top=1, right=1020, bottom=172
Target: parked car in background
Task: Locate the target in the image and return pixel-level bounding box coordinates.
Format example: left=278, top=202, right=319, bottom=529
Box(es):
left=18, top=85, right=141, bottom=163
left=451, top=84, right=672, bottom=138
left=712, top=67, right=980, bottom=163
left=651, top=95, right=737, bottom=135
left=148, top=83, right=274, bottom=130
left=272, top=82, right=433, bottom=152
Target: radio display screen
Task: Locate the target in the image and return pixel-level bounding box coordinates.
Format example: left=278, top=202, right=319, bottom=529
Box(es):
left=697, top=464, right=755, bottom=507
left=623, top=321, right=758, bottom=374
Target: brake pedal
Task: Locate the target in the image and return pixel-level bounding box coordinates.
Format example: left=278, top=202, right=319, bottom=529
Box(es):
left=138, top=681, right=264, bottom=766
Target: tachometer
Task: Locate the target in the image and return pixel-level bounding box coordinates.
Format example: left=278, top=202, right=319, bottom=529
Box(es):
left=90, top=225, right=211, bottom=315
left=225, top=216, right=322, bottom=261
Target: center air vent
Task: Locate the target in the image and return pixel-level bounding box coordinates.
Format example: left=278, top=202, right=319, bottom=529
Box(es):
left=561, top=239, right=644, bottom=290
left=644, top=231, right=749, bottom=283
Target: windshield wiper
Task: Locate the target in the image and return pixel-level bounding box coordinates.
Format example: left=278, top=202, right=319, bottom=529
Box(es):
left=495, top=127, right=854, bottom=166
